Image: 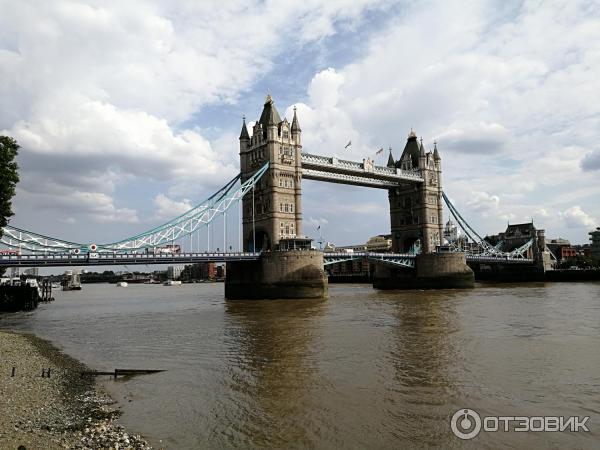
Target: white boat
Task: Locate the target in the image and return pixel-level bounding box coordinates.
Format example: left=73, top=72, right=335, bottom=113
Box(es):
left=116, top=281, right=128, bottom=287
left=163, top=280, right=182, bottom=286
left=62, top=271, right=82, bottom=291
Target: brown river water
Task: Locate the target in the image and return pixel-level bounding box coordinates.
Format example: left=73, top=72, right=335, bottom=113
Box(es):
left=1, top=282, right=599, bottom=449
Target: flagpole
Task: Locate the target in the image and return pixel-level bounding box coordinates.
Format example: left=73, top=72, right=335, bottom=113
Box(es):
left=319, top=226, right=323, bottom=250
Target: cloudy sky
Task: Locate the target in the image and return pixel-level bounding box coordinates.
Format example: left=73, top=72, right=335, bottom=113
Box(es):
left=1, top=0, right=599, bottom=252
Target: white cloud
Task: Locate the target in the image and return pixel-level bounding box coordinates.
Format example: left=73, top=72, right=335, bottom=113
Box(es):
left=293, top=0, right=600, bottom=243
left=560, top=206, right=597, bottom=229
left=0, top=0, right=386, bottom=235
left=285, top=68, right=365, bottom=157
left=436, top=122, right=510, bottom=154
left=153, top=194, right=193, bottom=219
left=306, top=217, right=329, bottom=228
left=7, top=94, right=237, bottom=182
left=466, top=191, right=500, bottom=214
left=17, top=187, right=139, bottom=224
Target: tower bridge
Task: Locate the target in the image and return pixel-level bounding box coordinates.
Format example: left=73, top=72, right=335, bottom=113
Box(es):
left=1, top=94, right=553, bottom=297
left=237, top=95, right=445, bottom=256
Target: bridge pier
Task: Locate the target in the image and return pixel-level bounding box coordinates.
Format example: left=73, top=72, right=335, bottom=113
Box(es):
left=373, top=252, right=474, bottom=290
left=225, top=250, right=328, bottom=300
left=469, top=261, right=543, bottom=282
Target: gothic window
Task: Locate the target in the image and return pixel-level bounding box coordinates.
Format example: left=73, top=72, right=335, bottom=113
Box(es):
left=280, top=203, right=283, bottom=212
left=290, top=204, right=294, bottom=213
left=284, top=204, right=289, bottom=213
left=283, top=130, right=289, bottom=139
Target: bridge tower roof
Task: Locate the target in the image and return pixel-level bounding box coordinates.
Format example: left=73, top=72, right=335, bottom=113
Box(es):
left=239, top=116, right=250, bottom=140
left=258, top=94, right=282, bottom=127
left=387, top=147, right=395, bottom=167
left=291, top=106, right=301, bottom=132
left=433, top=141, right=440, bottom=160
left=398, top=130, right=421, bottom=169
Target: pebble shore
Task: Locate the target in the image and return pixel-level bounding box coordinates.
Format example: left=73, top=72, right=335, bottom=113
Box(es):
left=0, top=330, right=155, bottom=449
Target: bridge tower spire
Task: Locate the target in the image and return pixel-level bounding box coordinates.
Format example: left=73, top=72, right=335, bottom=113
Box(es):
left=239, top=95, right=303, bottom=251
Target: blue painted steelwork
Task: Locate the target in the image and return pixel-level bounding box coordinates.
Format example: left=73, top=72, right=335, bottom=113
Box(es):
left=442, top=192, right=533, bottom=259
left=0, top=163, right=270, bottom=254
left=324, top=252, right=416, bottom=269
left=0, top=252, right=261, bottom=268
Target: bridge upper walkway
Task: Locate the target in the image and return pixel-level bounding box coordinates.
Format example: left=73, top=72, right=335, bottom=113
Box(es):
left=301, top=153, right=423, bottom=188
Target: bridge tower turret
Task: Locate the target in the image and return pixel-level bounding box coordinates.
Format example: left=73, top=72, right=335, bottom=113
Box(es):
left=433, top=141, right=444, bottom=248
left=239, top=95, right=303, bottom=251
left=388, top=131, right=443, bottom=254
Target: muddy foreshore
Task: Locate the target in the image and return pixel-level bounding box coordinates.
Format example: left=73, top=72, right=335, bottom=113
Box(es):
left=0, top=330, right=154, bottom=449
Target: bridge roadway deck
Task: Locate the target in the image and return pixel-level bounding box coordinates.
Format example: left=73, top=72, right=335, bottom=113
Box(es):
left=324, top=252, right=533, bottom=265
left=0, top=251, right=534, bottom=268
left=0, top=252, right=261, bottom=267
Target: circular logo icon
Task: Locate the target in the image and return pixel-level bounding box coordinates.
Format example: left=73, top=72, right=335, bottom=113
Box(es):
left=451, top=408, right=482, bottom=440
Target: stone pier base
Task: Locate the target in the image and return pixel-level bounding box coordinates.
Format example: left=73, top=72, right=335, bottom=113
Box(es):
left=373, top=252, right=475, bottom=290
left=469, top=263, right=544, bottom=282
left=225, top=250, right=328, bottom=300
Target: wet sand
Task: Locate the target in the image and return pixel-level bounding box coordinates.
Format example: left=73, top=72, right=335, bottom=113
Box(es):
left=0, top=330, right=153, bottom=449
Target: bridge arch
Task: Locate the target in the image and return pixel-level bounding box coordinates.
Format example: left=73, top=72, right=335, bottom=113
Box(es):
left=246, top=229, right=272, bottom=252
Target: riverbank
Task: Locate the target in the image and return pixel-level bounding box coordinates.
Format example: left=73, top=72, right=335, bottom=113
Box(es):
left=0, top=330, right=153, bottom=449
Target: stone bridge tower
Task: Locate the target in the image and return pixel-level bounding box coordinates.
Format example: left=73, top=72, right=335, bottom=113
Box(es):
left=388, top=131, right=444, bottom=254
left=239, top=95, right=303, bottom=251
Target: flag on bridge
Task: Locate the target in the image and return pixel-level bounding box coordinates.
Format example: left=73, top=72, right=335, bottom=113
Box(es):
left=375, top=147, right=383, bottom=155
left=317, top=225, right=321, bottom=230
left=344, top=140, right=351, bottom=149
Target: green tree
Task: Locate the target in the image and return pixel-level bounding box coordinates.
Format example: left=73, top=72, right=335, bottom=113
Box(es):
left=0, top=136, right=20, bottom=275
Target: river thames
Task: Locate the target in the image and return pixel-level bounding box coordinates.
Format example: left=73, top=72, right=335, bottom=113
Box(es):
left=1, top=282, right=599, bottom=449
